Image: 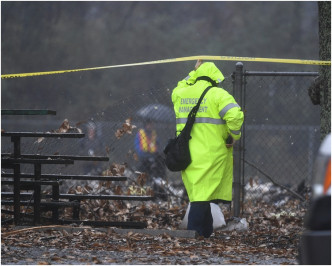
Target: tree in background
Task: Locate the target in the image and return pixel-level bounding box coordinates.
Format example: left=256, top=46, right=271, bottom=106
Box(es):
left=308, top=1, right=331, bottom=139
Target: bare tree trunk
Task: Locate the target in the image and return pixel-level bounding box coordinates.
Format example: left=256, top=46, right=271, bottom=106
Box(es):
left=319, top=2, right=331, bottom=138
left=308, top=2, right=331, bottom=139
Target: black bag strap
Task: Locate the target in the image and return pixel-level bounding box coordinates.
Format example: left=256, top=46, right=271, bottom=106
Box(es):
left=189, top=86, right=212, bottom=118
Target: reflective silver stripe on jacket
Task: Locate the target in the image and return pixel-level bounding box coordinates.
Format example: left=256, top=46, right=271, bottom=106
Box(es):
left=185, top=75, right=190, bottom=80
left=219, top=103, right=240, bottom=118
left=230, top=129, right=241, bottom=135
left=176, top=117, right=226, bottom=125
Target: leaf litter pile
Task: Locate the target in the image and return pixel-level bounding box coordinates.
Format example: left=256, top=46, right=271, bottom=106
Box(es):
left=2, top=198, right=306, bottom=264
left=1, top=119, right=307, bottom=264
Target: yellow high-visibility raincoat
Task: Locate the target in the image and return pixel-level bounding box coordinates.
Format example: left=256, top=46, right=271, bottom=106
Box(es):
left=172, top=62, right=244, bottom=202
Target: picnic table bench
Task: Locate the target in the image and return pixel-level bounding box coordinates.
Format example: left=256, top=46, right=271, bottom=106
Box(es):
left=1, top=109, right=56, bottom=115
left=1, top=109, right=153, bottom=228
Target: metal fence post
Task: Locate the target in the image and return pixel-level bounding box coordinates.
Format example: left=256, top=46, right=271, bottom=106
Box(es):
left=232, top=62, right=244, bottom=217
left=12, top=136, right=21, bottom=225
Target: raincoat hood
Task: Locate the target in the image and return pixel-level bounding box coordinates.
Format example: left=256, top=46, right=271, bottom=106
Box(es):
left=187, top=62, right=225, bottom=85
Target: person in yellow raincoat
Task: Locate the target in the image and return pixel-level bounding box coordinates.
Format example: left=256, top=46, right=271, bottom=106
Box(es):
left=171, top=60, right=244, bottom=237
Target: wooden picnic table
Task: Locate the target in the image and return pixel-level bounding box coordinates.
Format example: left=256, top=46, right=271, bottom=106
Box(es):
left=1, top=109, right=56, bottom=115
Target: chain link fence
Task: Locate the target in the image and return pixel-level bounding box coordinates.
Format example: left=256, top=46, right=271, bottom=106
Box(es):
left=1, top=64, right=321, bottom=213
left=239, top=70, right=321, bottom=211
left=1, top=85, right=186, bottom=202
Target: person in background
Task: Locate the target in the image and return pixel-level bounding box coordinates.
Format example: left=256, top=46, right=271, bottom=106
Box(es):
left=171, top=59, right=244, bottom=237
left=135, top=119, right=159, bottom=175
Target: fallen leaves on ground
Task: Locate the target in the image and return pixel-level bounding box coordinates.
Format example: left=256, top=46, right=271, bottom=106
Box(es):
left=102, top=162, right=126, bottom=176
left=2, top=199, right=305, bottom=264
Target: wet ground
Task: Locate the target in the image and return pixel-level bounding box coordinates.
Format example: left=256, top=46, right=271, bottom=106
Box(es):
left=1, top=245, right=298, bottom=265
left=1, top=226, right=299, bottom=265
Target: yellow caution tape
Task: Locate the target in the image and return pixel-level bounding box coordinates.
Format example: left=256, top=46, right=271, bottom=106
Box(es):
left=1, top=55, right=330, bottom=79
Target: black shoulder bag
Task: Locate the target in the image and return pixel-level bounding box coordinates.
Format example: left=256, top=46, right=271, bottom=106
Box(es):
left=163, top=86, right=212, bottom=172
